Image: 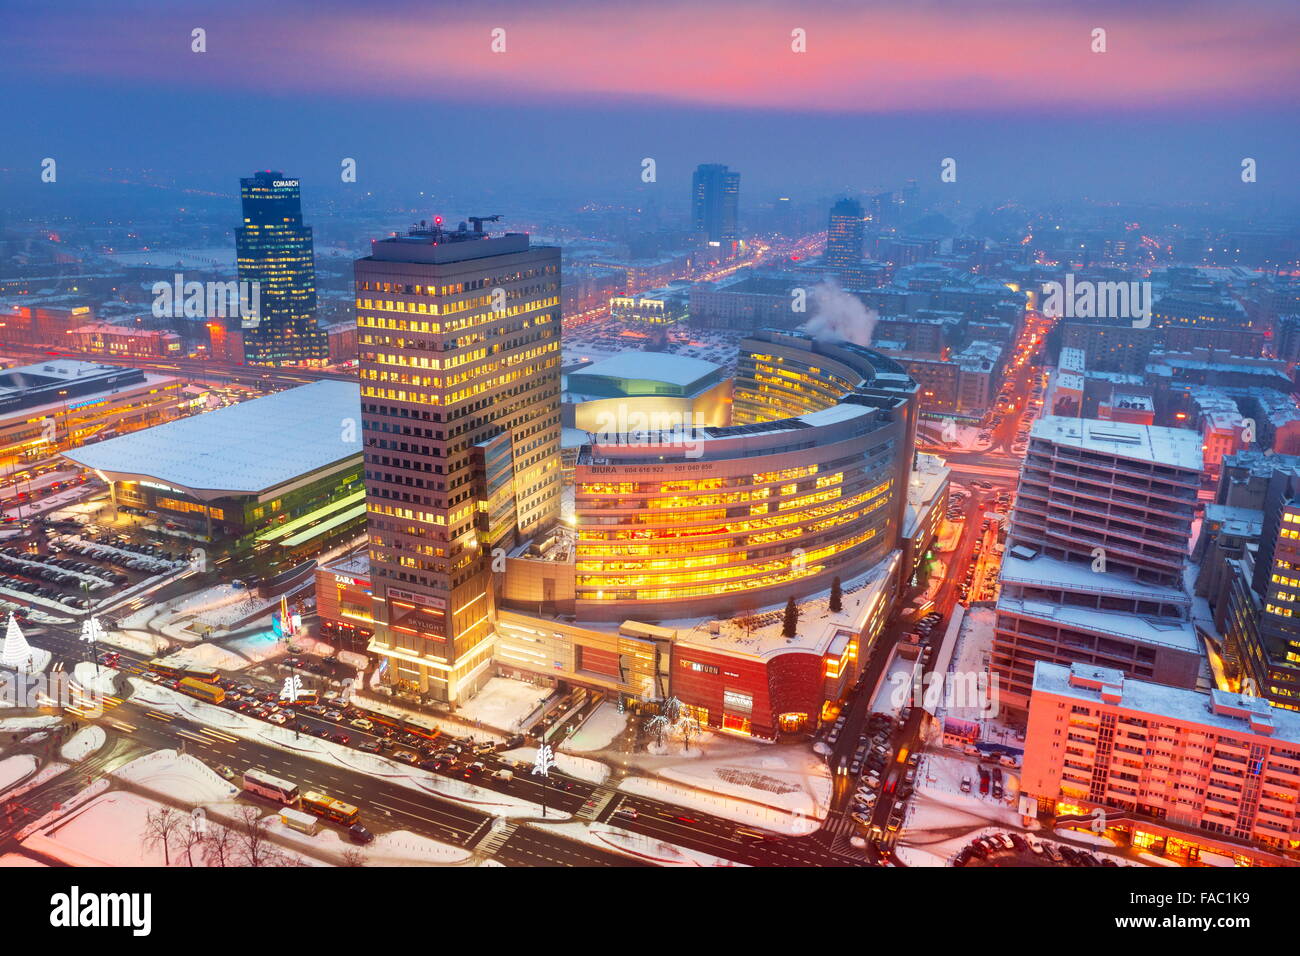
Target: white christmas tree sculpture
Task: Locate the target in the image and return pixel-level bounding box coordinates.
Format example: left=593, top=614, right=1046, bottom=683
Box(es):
left=0, top=614, right=33, bottom=669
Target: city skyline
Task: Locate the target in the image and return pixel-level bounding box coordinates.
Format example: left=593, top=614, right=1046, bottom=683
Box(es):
left=0, top=0, right=1296, bottom=912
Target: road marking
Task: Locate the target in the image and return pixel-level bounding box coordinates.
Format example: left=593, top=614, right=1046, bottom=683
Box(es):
left=199, top=727, right=238, bottom=743
left=145, top=711, right=173, bottom=722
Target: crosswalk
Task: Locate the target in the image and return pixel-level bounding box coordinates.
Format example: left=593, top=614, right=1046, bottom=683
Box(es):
left=578, top=785, right=618, bottom=821
left=477, top=820, right=517, bottom=856
left=824, top=810, right=859, bottom=840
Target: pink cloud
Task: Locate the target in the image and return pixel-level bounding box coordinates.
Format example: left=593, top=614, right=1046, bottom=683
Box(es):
left=17, top=2, right=1300, bottom=112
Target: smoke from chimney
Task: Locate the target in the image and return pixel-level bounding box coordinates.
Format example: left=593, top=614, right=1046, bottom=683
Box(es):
left=803, top=280, right=878, bottom=347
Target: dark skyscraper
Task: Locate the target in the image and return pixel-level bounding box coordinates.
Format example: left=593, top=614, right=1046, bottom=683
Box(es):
left=691, top=163, right=741, bottom=251
left=825, top=198, right=865, bottom=272
left=234, top=170, right=328, bottom=366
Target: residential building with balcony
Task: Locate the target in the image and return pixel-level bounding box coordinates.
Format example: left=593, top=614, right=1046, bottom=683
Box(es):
left=1023, top=660, right=1300, bottom=864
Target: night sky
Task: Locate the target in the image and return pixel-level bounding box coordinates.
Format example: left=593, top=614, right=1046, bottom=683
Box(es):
left=3, top=0, right=1298, bottom=210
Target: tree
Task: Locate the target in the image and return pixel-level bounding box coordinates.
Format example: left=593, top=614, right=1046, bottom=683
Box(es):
left=679, top=714, right=700, bottom=753
left=201, top=822, right=238, bottom=867
left=643, top=713, right=670, bottom=749
left=829, top=576, right=842, bottom=613
left=341, top=847, right=367, bottom=867
left=232, top=805, right=277, bottom=867
left=782, top=596, right=798, bottom=638
left=178, top=817, right=207, bottom=867
left=141, top=807, right=182, bottom=866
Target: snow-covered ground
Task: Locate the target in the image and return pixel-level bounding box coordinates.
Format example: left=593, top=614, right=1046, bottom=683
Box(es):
left=930, top=423, right=993, bottom=453
left=100, top=628, right=170, bottom=656
left=152, top=641, right=257, bottom=673
left=267, top=819, right=471, bottom=866
left=0, top=754, right=38, bottom=794
left=129, top=681, right=565, bottom=819
left=619, top=776, right=819, bottom=835
left=455, top=676, right=552, bottom=731
left=618, top=736, right=832, bottom=822
left=60, top=726, right=106, bottom=762
left=0, top=715, right=61, bottom=732
left=562, top=701, right=627, bottom=752
left=110, top=748, right=240, bottom=804
left=0, top=852, right=47, bottom=866
left=0, top=761, right=68, bottom=804
left=502, top=747, right=610, bottom=784
left=73, top=661, right=117, bottom=697
left=21, top=790, right=317, bottom=868
left=912, top=751, right=1022, bottom=822
left=116, top=581, right=278, bottom=643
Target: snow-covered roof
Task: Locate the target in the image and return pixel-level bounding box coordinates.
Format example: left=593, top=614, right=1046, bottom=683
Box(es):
left=673, top=552, right=901, bottom=661
left=998, top=594, right=1200, bottom=653
left=63, top=380, right=362, bottom=501
left=999, top=551, right=1190, bottom=607
left=1030, top=415, right=1203, bottom=472
left=569, top=352, right=722, bottom=391
left=1033, top=661, right=1300, bottom=742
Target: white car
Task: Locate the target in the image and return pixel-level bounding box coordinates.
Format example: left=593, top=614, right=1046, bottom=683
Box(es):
left=267, top=712, right=289, bottom=725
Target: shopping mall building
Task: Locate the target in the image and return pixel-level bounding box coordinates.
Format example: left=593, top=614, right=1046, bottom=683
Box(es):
left=64, top=380, right=365, bottom=575
left=321, top=330, right=923, bottom=738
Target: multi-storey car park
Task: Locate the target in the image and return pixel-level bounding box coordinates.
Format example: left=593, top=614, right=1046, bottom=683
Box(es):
left=993, top=416, right=1205, bottom=713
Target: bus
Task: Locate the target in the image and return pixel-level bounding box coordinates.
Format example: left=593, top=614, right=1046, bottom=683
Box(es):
left=182, top=666, right=219, bottom=683
left=301, top=790, right=360, bottom=826
left=242, top=769, right=301, bottom=806
left=279, top=807, right=320, bottom=835
left=146, top=659, right=184, bottom=679
left=370, top=711, right=440, bottom=742
left=178, top=677, right=225, bottom=704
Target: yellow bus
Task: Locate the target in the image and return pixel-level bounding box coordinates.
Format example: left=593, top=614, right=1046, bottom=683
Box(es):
left=178, top=677, right=225, bottom=704
left=301, top=790, right=360, bottom=826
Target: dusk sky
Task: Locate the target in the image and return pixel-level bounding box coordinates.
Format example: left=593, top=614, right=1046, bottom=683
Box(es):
left=3, top=0, right=1298, bottom=210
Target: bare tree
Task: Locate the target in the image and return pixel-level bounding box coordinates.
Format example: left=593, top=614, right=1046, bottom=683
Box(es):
left=340, top=847, right=367, bottom=867
left=201, top=822, right=238, bottom=868
left=233, top=805, right=278, bottom=867
left=178, top=818, right=207, bottom=867
left=141, top=807, right=183, bottom=866
left=679, top=715, right=700, bottom=753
